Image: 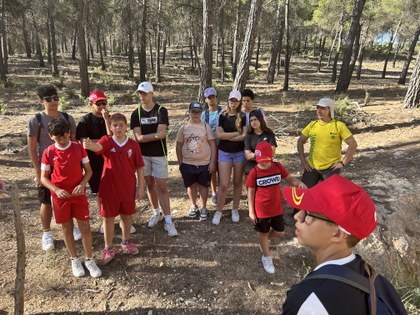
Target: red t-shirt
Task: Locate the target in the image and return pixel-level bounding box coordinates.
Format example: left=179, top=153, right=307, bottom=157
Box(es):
left=246, top=162, right=289, bottom=218
left=97, top=136, right=144, bottom=202
left=41, top=141, right=89, bottom=194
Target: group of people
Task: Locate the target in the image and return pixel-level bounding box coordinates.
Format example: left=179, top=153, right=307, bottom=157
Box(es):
left=25, top=82, right=406, bottom=314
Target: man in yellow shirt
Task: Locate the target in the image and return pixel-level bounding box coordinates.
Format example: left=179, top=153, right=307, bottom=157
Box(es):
left=297, top=98, right=357, bottom=189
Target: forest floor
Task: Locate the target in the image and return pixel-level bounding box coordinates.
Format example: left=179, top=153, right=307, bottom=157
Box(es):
left=0, top=52, right=419, bottom=314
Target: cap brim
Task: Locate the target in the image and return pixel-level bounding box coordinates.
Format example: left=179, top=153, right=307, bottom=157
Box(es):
left=283, top=186, right=321, bottom=213
left=93, top=97, right=107, bottom=102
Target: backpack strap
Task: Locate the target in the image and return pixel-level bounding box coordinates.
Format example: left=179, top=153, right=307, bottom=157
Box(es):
left=35, top=112, right=70, bottom=143
left=205, top=110, right=210, bottom=123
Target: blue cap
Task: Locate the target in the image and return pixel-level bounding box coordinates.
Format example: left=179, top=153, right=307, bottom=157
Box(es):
left=204, top=87, right=217, bottom=98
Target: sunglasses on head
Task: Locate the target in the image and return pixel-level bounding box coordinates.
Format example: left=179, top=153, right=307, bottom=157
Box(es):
left=43, top=96, right=59, bottom=102
left=300, top=210, right=335, bottom=224
left=95, top=101, right=107, bottom=106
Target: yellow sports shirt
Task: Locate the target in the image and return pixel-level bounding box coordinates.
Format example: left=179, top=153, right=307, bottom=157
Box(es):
left=301, top=119, right=352, bottom=170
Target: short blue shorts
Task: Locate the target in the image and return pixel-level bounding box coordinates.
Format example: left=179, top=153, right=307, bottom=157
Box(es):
left=218, top=150, right=245, bottom=163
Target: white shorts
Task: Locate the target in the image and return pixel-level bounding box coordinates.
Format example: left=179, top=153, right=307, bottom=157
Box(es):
left=143, top=156, right=168, bottom=179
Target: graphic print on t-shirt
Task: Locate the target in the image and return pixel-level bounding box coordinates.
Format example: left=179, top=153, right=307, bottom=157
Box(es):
left=256, top=174, right=282, bottom=187
left=140, top=117, right=158, bottom=125
left=185, top=133, right=204, bottom=155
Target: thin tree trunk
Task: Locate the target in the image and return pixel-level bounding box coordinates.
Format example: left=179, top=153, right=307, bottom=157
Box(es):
left=267, top=0, right=282, bottom=83
left=199, top=0, right=213, bottom=101
left=255, top=34, right=261, bottom=70
left=21, top=11, right=31, bottom=58
left=155, top=0, right=162, bottom=82
left=233, top=0, right=263, bottom=91
left=317, top=35, right=326, bottom=72
left=162, top=32, right=167, bottom=65
left=139, top=0, right=148, bottom=81
left=356, top=45, right=365, bottom=80
left=126, top=3, right=134, bottom=79
left=327, top=30, right=339, bottom=67
left=97, top=27, right=106, bottom=70
left=231, top=0, right=241, bottom=79
left=71, top=27, right=77, bottom=61
left=403, top=51, right=420, bottom=108
left=76, top=0, right=89, bottom=97
left=282, top=0, right=290, bottom=91
left=33, top=17, right=45, bottom=68
left=382, top=18, right=402, bottom=79
left=331, top=21, right=343, bottom=83
left=335, top=0, right=366, bottom=94
left=398, top=23, right=420, bottom=85
left=1, top=0, right=8, bottom=75
left=392, top=37, right=405, bottom=68
left=48, top=1, right=59, bottom=76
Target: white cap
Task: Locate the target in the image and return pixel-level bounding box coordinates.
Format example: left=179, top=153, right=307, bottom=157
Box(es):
left=229, top=90, right=241, bottom=101
left=316, top=97, right=334, bottom=118
left=136, top=81, right=154, bottom=93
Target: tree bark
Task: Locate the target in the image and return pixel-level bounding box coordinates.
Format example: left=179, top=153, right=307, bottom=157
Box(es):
left=231, top=0, right=241, bottom=79
left=317, top=35, right=326, bottom=72
left=97, top=27, right=106, bottom=70
left=331, top=21, right=343, bottom=83
left=335, top=0, right=366, bottom=94
left=233, top=0, right=263, bottom=91
left=139, top=0, right=148, bottom=82
left=1, top=0, right=8, bottom=75
left=199, top=0, right=213, bottom=101
left=33, top=16, right=45, bottom=68
left=327, top=30, right=339, bottom=67
left=267, top=0, right=282, bottom=83
left=282, top=0, right=290, bottom=91
left=155, top=0, right=162, bottom=82
left=71, top=27, right=77, bottom=61
left=382, top=18, right=402, bottom=79
left=75, top=0, right=89, bottom=97
left=48, top=1, right=59, bottom=77
left=403, top=51, right=420, bottom=108
left=162, top=32, right=167, bottom=65
left=21, top=10, right=31, bottom=58
left=255, top=34, right=261, bottom=70
left=398, top=23, right=420, bottom=85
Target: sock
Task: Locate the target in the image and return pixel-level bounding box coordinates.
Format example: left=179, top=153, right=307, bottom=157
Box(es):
left=42, top=229, right=51, bottom=233
left=70, top=256, right=78, bottom=260
left=85, top=257, right=92, bottom=261
left=164, top=215, right=172, bottom=224
left=153, top=208, right=161, bottom=216
left=212, top=192, right=216, bottom=197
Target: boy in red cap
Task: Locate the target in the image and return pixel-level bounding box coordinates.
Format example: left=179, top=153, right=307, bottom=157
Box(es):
left=246, top=141, right=306, bottom=274
left=83, top=113, right=144, bottom=264
left=282, top=175, right=406, bottom=314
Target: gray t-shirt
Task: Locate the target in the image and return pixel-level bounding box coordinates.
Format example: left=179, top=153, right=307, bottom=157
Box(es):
left=27, top=112, right=76, bottom=159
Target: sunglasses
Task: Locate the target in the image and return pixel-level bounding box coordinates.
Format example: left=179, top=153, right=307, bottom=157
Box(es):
left=95, top=101, right=107, bottom=106
left=301, top=210, right=335, bottom=224
left=43, top=96, right=59, bottom=102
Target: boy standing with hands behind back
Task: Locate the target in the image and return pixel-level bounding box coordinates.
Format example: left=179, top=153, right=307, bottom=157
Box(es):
left=84, top=113, right=144, bottom=264
left=246, top=141, right=306, bottom=274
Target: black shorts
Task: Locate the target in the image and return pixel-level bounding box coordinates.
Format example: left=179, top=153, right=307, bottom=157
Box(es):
left=38, top=185, right=51, bottom=205
left=88, top=169, right=102, bottom=193
left=254, top=214, right=284, bottom=233
left=179, top=163, right=211, bottom=188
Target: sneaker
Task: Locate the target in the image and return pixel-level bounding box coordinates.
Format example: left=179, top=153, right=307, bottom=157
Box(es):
left=71, top=258, right=85, bottom=277
left=148, top=213, right=163, bottom=228
left=164, top=223, right=178, bottom=237
left=261, top=256, right=275, bottom=274
left=212, top=211, right=222, bottom=225
left=73, top=226, right=82, bottom=241
left=99, top=224, right=104, bottom=234
left=84, top=259, right=102, bottom=278
left=199, top=208, right=208, bottom=221
left=121, top=242, right=139, bottom=255
left=231, top=209, right=240, bottom=223
left=119, top=221, right=136, bottom=234
left=188, top=205, right=199, bottom=218
left=211, top=194, right=217, bottom=205
left=102, top=247, right=118, bottom=265
left=42, top=231, right=55, bottom=251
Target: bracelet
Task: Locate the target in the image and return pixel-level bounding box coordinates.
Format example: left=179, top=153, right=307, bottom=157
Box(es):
left=340, top=161, right=345, bottom=167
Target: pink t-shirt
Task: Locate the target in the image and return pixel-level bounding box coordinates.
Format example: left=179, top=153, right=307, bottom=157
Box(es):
left=176, top=122, right=214, bottom=165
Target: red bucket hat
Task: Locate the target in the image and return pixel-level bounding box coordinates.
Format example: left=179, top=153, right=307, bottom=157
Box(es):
left=282, top=174, right=377, bottom=240
left=88, top=90, right=107, bottom=103
left=255, top=141, right=273, bottom=163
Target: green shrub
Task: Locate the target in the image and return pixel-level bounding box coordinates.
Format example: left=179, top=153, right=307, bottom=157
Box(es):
left=0, top=102, right=7, bottom=114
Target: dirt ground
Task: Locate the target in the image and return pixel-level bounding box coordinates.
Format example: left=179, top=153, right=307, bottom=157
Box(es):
left=0, top=54, right=419, bottom=314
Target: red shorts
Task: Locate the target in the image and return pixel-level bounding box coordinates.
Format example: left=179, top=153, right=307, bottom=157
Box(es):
left=52, top=194, right=90, bottom=224
left=100, top=198, right=136, bottom=218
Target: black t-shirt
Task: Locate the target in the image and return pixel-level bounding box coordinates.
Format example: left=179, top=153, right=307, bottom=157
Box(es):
left=130, top=103, right=169, bottom=157
left=218, top=113, right=246, bottom=153
left=244, top=132, right=277, bottom=174
left=76, top=113, right=106, bottom=170
left=282, top=255, right=370, bottom=315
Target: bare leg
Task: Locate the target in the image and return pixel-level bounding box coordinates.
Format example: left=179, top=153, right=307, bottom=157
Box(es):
left=232, top=162, right=245, bottom=210
left=145, top=176, right=159, bottom=209
left=258, top=232, right=271, bottom=257
left=62, top=220, right=77, bottom=257
left=217, top=162, right=233, bottom=212
left=103, top=217, right=115, bottom=248
left=155, top=177, right=171, bottom=216
left=120, top=214, right=133, bottom=241
left=187, top=183, right=198, bottom=207
left=40, top=203, right=53, bottom=230
left=197, top=184, right=209, bottom=209
left=77, top=219, right=92, bottom=257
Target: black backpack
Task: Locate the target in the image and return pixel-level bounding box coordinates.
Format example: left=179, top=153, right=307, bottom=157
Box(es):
left=35, top=112, right=70, bottom=142
left=305, top=262, right=407, bottom=315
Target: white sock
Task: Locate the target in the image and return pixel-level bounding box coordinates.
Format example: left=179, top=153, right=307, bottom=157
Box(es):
left=164, top=215, right=172, bottom=224
left=153, top=208, right=161, bottom=216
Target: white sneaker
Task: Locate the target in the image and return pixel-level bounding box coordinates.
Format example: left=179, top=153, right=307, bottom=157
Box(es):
left=84, top=259, right=102, bottom=278
left=100, top=224, right=104, bottom=234
left=148, top=213, right=163, bottom=228
left=231, top=209, right=240, bottom=223
left=119, top=221, right=136, bottom=234
left=71, top=258, right=85, bottom=278
left=199, top=208, right=208, bottom=221
left=261, top=256, right=275, bottom=274
left=164, top=223, right=178, bottom=237
left=188, top=205, right=199, bottom=218
left=73, top=226, right=82, bottom=241
left=42, top=231, right=55, bottom=251
left=212, top=211, right=223, bottom=225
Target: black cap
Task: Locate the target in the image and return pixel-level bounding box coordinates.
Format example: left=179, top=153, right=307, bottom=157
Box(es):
left=189, top=102, right=204, bottom=111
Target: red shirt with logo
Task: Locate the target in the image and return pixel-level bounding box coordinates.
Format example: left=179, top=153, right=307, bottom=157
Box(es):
left=41, top=141, right=89, bottom=195
left=97, top=136, right=144, bottom=202
left=246, top=161, right=289, bottom=218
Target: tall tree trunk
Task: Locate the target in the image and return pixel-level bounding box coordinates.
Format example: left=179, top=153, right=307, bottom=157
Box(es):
left=0, top=34, right=4, bottom=80
left=155, top=0, right=162, bottom=82
left=276, top=26, right=284, bottom=75
left=335, top=0, right=366, bottom=94
left=327, top=30, right=339, bottom=67
left=21, top=11, right=31, bottom=58
left=97, top=27, right=106, bottom=70
left=398, top=23, right=420, bottom=85
left=231, top=0, right=241, bottom=79
left=255, top=34, right=261, bottom=70
left=48, top=1, right=59, bottom=77
left=46, top=19, right=52, bottom=64
left=149, top=39, right=154, bottom=71
left=382, top=18, right=402, bottom=79
left=392, top=37, right=405, bottom=68
left=162, top=32, right=167, bottom=65
left=403, top=51, right=420, bottom=108
left=76, top=0, right=89, bottom=97
left=317, top=35, right=326, bottom=72
left=282, top=0, right=290, bottom=91
left=349, top=22, right=361, bottom=76
left=1, top=0, right=8, bottom=75
left=312, top=34, right=317, bottom=57
left=267, top=0, right=282, bottom=83
left=71, top=27, right=77, bottom=60
left=356, top=44, right=365, bottom=80
left=33, top=17, right=45, bottom=68
left=126, top=3, right=134, bottom=79
left=199, top=0, right=213, bottom=101
left=233, top=0, right=263, bottom=91
left=139, top=0, right=148, bottom=81
left=331, top=21, right=343, bottom=83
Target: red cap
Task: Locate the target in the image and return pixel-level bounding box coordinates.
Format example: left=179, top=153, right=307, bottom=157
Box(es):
left=255, top=141, right=273, bottom=163
left=282, top=175, right=377, bottom=240
left=88, top=90, right=107, bottom=103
